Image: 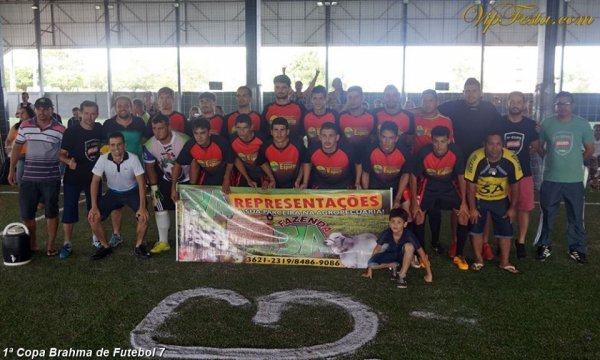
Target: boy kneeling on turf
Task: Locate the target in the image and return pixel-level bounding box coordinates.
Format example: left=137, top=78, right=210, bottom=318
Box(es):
left=362, top=208, right=433, bottom=288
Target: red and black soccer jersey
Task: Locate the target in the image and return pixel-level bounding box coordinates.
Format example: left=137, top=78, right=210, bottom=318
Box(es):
left=257, top=139, right=308, bottom=188
left=373, top=108, right=415, bottom=136
left=176, top=135, right=234, bottom=186
left=307, top=144, right=358, bottom=189
left=145, top=111, right=192, bottom=138
left=413, top=114, right=453, bottom=154
left=231, top=133, right=266, bottom=183
left=303, top=110, right=338, bottom=147
left=362, top=143, right=413, bottom=193
left=225, top=111, right=263, bottom=137
left=413, top=143, right=465, bottom=195
left=207, top=115, right=226, bottom=137
left=337, top=111, right=375, bottom=150
left=262, top=101, right=306, bottom=141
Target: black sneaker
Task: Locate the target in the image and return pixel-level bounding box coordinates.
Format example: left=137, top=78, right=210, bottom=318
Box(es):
left=91, top=246, right=112, bottom=260
left=134, top=244, right=151, bottom=258
left=431, top=244, right=445, bottom=255
left=397, top=277, right=408, bottom=289
left=516, top=243, right=527, bottom=259
left=569, top=250, right=587, bottom=264
left=536, top=245, right=551, bottom=261
left=389, top=267, right=399, bottom=281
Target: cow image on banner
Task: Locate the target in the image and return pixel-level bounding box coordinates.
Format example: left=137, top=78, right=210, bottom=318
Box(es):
left=176, top=185, right=391, bottom=268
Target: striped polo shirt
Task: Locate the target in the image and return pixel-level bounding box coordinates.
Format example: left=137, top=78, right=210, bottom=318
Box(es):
left=16, top=118, right=65, bottom=182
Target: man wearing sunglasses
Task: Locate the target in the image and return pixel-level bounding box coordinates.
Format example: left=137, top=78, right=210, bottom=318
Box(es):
left=535, top=91, right=594, bottom=264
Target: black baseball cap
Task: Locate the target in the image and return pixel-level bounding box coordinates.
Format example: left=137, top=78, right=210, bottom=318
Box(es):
left=34, top=97, right=53, bottom=108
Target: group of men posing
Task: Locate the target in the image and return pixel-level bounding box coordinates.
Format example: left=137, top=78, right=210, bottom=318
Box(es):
left=7, top=75, right=593, bottom=271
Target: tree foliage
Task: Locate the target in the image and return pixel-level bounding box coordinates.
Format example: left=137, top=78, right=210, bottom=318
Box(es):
left=286, top=51, right=325, bottom=87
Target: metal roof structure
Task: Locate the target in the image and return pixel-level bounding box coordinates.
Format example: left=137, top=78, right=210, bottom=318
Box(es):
left=1, top=0, right=599, bottom=51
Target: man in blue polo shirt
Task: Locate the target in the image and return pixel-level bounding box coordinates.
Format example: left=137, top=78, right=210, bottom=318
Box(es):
left=8, top=97, right=65, bottom=256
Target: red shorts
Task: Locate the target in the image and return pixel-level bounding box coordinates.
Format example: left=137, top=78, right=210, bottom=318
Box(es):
left=517, top=176, right=534, bottom=212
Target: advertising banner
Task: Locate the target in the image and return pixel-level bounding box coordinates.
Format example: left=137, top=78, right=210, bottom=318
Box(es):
left=176, top=185, right=392, bottom=268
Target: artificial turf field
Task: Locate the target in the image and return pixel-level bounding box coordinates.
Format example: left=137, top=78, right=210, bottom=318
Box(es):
left=0, top=184, right=598, bottom=359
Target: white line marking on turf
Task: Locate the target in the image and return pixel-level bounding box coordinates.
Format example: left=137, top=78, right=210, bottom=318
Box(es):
left=130, top=288, right=379, bottom=359
left=410, top=311, right=477, bottom=325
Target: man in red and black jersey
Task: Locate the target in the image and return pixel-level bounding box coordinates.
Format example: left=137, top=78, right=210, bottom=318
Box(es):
left=257, top=117, right=308, bottom=189
left=262, top=74, right=306, bottom=142
left=199, top=92, right=226, bottom=137
left=411, top=126, right=470, bottom=266
left=301, top=122, right=360, bottom=189
left=338, top=85, right=376, bottom=152
left=412, top=89, right=453, bottom=154
left=175, top=117, right=234, bottom=193
left=361, top=121, right=413, bottom=208
left=230, top=114, right=276, bottom=188
left=145, top=87, right=191, bottom=138
left=225, top=86, right=263, bottom=137
left=303, top=85, right=338, bottom=147
left=373, top=85, right=415, bottom=149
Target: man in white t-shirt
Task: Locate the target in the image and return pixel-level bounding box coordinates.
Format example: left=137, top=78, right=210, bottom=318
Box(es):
left=87, top=132, right=150, bottom=259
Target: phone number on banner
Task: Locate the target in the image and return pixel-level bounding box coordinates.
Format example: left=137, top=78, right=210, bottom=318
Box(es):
left=244, top=255, right=343, bottom=268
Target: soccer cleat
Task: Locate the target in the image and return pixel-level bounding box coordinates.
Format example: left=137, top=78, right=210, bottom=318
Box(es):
left=483, top=243, right=494, bottom=261
left=396, top=277, right=408, bottom=289
left=109, top=233, right=123, bottom=248
left=150, top=242, right=171, bottom=254
left=447, top=241, right=457, bottom=258
left=536, top=245, right=551, bottom=261
left=134, top=244, right=151, bottom=258
left=59, top=243, right=72, bottom=259
left=91, top=246, right=112, bottom=260
left=453, top=256, right=469, bottom=271
left=516, top=243, right=527, bottom=259
left=569, top=250, right=587, bottom=264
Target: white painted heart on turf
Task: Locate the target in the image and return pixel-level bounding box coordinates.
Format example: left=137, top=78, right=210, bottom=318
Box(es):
left=130, top=288, right=379, bottom=359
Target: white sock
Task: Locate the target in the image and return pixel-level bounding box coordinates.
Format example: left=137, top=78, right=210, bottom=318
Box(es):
left=155, top=211, right=170, bottom=243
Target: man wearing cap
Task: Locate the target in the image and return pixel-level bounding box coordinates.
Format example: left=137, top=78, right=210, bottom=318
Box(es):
left=198, top=92, right=226, bottom=137
left=8, top=97, right=65, bottom=256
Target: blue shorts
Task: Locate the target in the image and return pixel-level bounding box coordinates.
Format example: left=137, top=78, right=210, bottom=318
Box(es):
left=19, top=180, right=61, bottom=220
left=98, top=188, right=143, bottom=221
left=62, top=182, right=101, bottom=224
left=469, top=198, right=513, bottom=239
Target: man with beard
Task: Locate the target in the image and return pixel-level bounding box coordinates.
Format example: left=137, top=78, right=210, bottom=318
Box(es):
left=373, top=85, right=415, bottom=150
left=143, top=114, right=190, bottom=254
left=198, top=92, right=226, bottom=137
left=225, top=86, right=263, bottom=137
left=438, top=78, right=501, bottom=260
left=497, top=91, right=540, bottom=259
left=58, top=100, right=103, bottom=258
left=262, top=74, right=306, bottom=142
left=338, top=86, right=375, bottom=166
left=303, top=85, right=338, bottom=147
left=102, top=96, right=147, bottom=248
left=145, top=87, right=191, bottom=138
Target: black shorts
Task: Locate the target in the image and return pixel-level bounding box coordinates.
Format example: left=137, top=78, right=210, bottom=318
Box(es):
left=19, top=180, right=61, bottom=220
left=419, top=188, right=461, bottom=212
left=99, top=188, right=143, bottom=221
left=469, top=198, right=513, bottom=238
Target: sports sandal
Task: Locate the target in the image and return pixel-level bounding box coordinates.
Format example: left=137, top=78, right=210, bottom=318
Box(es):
left=500, top=265, right=520, bottom=274
left=470, top=262, right=484, bottom=271
left=46, top=248, right=58, bottom=257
